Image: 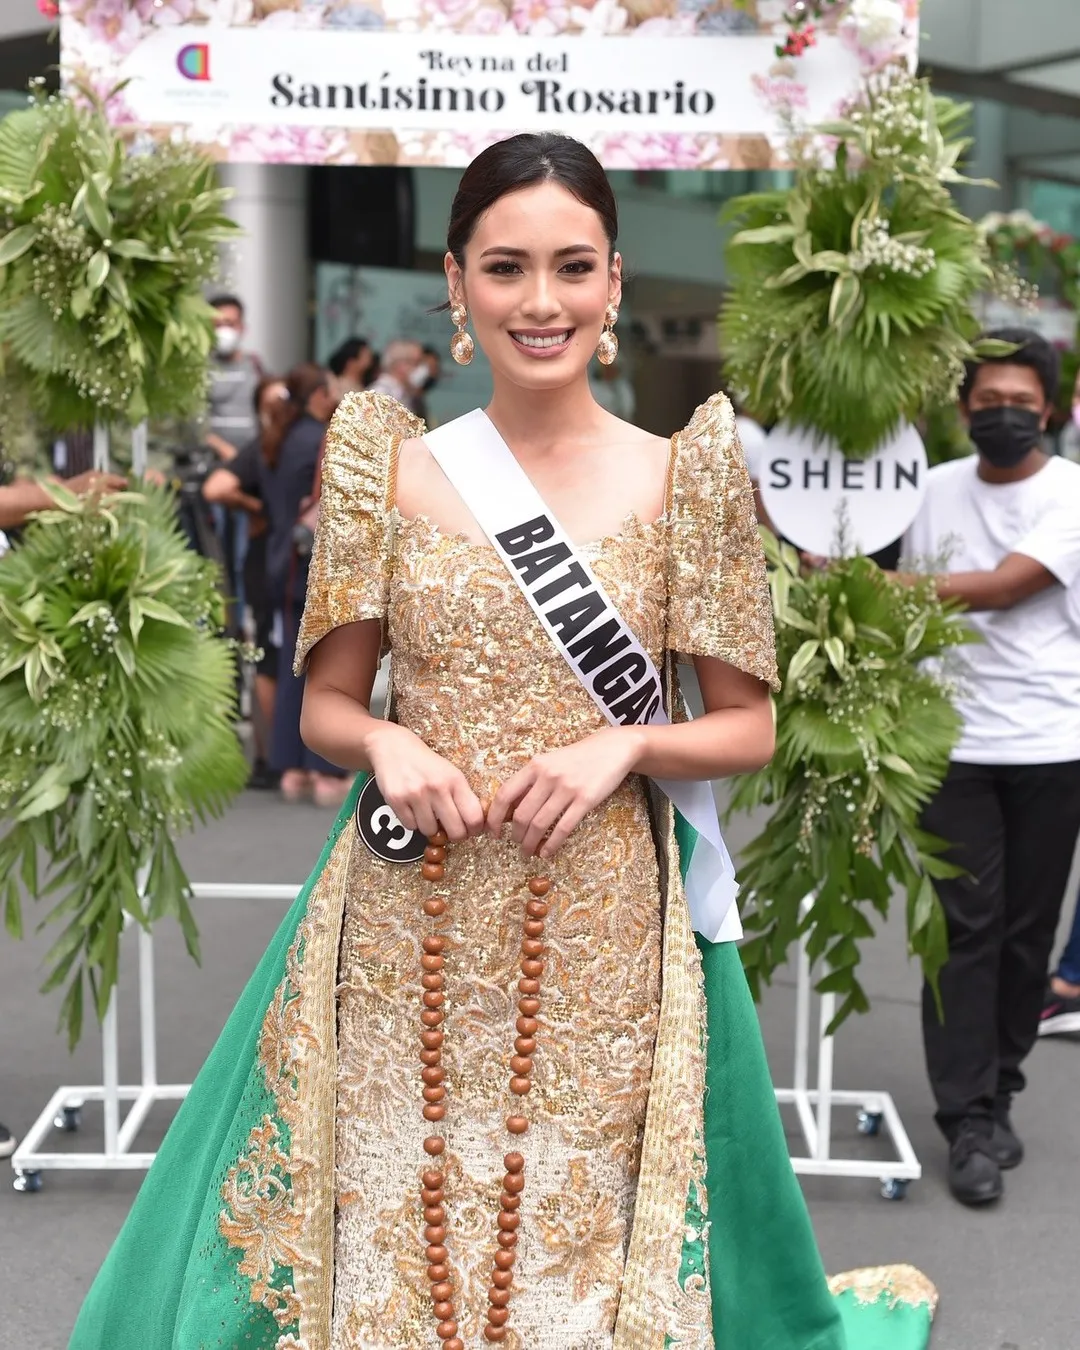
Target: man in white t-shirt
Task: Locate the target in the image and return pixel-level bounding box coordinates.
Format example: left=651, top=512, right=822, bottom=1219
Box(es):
left=901, top=328, right=1080, bottom=1207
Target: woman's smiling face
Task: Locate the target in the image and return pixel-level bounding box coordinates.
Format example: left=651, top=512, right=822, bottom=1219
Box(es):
left=446, top=180, right=621, bottom=392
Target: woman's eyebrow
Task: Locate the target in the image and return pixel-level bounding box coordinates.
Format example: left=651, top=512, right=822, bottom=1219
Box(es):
left=478, top=244, right=600, bottom=258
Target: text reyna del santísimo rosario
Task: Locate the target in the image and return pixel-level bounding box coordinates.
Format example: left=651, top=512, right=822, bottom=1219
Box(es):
left=270, top=50, right=718, bottom=117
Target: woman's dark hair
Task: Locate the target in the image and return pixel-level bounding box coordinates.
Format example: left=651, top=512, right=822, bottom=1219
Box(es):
left=446, top=133, right=618, bottom=266
left=261, top=363, right=328, bottom=469
left=961, top=327, right=1060, bottom=407
left=328, top=336, right=370, bottom=377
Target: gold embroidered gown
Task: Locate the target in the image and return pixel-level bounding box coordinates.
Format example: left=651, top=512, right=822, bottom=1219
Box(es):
left=71, top=389, right=938, bottom=1350
left=293, top=390, right=776, bottom=1350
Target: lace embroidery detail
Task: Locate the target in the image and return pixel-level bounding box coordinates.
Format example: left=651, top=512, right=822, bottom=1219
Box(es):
left=828, top=1264, right=940, bottom=1314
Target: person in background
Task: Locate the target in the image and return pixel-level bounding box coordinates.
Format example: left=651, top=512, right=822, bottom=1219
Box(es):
left=328, top=336, right=375, bottom=400
left=368, top=337, right=425, bottom=413
left=203, top=376, right=288, bottom=791
left=1040, top=901, right=1080, bottom=1035
left=1058, top=364, right=1080, bottom=463
left=206, top=294, right=266, bottom=612
left=411, top=345, right=443, bottom=427
left=899, top=328, right=1080, bottom=1206
left=261, top=363, right=350, bottom=807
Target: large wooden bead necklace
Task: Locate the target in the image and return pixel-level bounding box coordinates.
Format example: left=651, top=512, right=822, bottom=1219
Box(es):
left=417, top=827, right=552, bottom=1347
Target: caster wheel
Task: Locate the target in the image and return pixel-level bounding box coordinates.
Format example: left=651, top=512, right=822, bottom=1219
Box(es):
left=856, top=1109, right=883, bottom=1137
left=880, top=1178, right=908, bottom=1201
left=55, top=1105, right=82, bottom=1132
left=13, top=1170, right=43, bottom=1194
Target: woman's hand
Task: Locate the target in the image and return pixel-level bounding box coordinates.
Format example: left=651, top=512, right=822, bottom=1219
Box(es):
left=486, top=726, right=644, bottom=859
left=365, top=722, right=486, bottom=843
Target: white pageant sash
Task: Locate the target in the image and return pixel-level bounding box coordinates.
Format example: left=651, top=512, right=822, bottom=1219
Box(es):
left=424, top=409, right=742, bottom=943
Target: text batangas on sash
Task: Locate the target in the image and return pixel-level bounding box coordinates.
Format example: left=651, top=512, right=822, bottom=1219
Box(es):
left=495, top=514, right=662, bottom=726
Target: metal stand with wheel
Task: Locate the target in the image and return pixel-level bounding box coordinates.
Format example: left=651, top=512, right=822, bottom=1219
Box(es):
left=11, top=884, right=298, bottom=1193
left=773, top=900, right=922, bottom=1201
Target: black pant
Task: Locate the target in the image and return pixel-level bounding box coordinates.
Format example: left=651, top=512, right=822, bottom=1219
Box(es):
left=921, top=759, right=1080, bottom=1137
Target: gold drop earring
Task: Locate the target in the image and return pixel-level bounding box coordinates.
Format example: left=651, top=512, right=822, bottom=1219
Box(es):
left=596, top=304, right=619, bottom=366
left=450, top=303, right=474, bottom=366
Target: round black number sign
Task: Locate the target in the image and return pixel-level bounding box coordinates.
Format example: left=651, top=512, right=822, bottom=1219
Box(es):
left=355, top=776, right=428, bottom=864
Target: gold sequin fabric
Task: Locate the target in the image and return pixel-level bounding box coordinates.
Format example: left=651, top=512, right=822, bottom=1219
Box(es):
left=293, top=391, right=777, bottom=1350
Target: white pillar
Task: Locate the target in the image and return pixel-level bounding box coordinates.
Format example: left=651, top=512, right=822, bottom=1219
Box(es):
left=216, top=164, right=310, bottom=375
left=955, top=98, right=1013, bottom=222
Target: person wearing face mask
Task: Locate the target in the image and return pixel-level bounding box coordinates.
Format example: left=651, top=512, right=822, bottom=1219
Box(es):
left=899, top=328, right=1080, bottom=1207
left=328, top=335, right=375, bottom=400
left=368, top=336, right=426, bottom=412
left=409, top=345, right=442, bottom=426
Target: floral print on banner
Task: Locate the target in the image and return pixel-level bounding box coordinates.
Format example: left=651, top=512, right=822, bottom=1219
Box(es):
left=61, top=0, right=920, bottom=167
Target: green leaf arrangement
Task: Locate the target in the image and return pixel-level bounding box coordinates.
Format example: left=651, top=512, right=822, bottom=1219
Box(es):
left=728, top=532, right=976, bottom=1030
left=0, top=87, right=240, bottom=431
left=0, top=485, right=248, bottom=1047
left=719, top=67, right=998, bottom=456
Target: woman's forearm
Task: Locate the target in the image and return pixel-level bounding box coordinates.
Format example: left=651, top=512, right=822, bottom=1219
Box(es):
left=626, top=705, right=775, bottom=780
left=0, top=480, right=51, bottom=530
left=300, top=685, right=405, bottom=771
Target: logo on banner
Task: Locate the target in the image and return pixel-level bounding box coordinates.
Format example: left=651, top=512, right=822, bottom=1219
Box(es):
left=177, top=44, right=211, bottom=81
left=759, top=423, right=928, bottom=558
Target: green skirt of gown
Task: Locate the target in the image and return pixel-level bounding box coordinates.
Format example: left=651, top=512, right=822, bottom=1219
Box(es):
left=69, top=778, right=935, bottom=1350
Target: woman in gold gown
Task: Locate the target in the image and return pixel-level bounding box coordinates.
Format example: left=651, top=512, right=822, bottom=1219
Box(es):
left=71, top=132, right=936, bottom=1350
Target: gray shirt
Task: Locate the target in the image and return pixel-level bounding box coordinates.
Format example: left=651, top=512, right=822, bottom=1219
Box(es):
left=208, top=352, right=262, bottom=451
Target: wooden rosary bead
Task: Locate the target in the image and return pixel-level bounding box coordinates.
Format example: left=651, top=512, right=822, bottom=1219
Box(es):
left=421, top=1010, right=444, bottom=1029
left=497, top=1211, right=520, bottom=1232
left=427, top=1244, right=449, bottom=1264
left=422, top=1066, right=445, bottom=1086
left=503, top=1171, right=526, bottom=1194
left=523, top=919, right=545, bottom=939
left=491, top=1269, right=513, bottom=1290
left=429, top=829, right=449, bottom=847
left=516, top=1016, right=538, bottom=1036
left=504, top=1152, right=525, bottom=1172
left=487, top=1306, right=510, bottom=1327
left=483, top=1329, right=507, bottom=1344
left=436, top=1319, right=458, bottom=1339
left=445, top=1339, right=465, bottom=1350
left=423, top=935, right=445, bottom=955
left=505, top=1115, right=529, bottom=1135
left=509, top=1076, right=531, bottom=1095
left=431, top=1280, right=454, bottom=1302
left=424, top=1204, right=446, bottom=1224
left=422, top=1187, right=443, bottom=1206
left=423, top=991, right=445, bottom=1009
left=520, top=959, right=543, bottom=979
left=422, top=972, right=444, bottom=991
left=423, top=898, right=447, bottom=917
left=423, top=1136, right=445, bottom=1156
left=421, top=954, right=445, bottom=972
left=422, top=1169, right=444, bottom=1190
left=518, top=977, right=540, bottom=995
left=434, top=1299, right=454, bottom=1320
left=489, top=1286, right=511, bottom=1308
left=518, top=997, right=541, bottom=1016
left=425, top=845, right=447, bottom=865
left=525, top=899, right=549, bottom=919
left=528, top=877, right=552, bottom=896
left=423, top=1085, right=446, bottom=1104
left=520, top=938, right=544, bottom=958
left=422, top=862, right=445, bottom=883
left=500, top=1191, right=521, bottom=1211
left=423, top=1103, right=447, bottom=1122
left=421, top=1030, right=444, bottom=1051
left=420, top=1049, right=442, bottom=1067
left=514, top=1035, right=536, bottom=1055
left=509, top=1055, right=533, bottom=1076
left=494, top=1248, right=516, bottom=1271
left=428, top=1262, right=449, bottom=1282
left=496, top=1230, right=518, bottom=1249
left=425, top=1224, right=447, bottom=1243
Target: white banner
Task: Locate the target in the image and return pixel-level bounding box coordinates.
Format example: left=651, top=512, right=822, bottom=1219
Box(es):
left=119, top=28, right=864, bottom=137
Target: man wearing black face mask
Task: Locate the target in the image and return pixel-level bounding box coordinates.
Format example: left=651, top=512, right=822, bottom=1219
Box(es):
left=901, top=328, right=1080, bottom=1207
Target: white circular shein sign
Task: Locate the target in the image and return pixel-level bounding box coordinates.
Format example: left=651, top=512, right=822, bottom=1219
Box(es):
left=759, top=423, right=929, bottom=558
